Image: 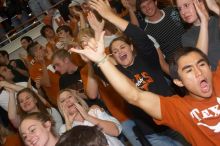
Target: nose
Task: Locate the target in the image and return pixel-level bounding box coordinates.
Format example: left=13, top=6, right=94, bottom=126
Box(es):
left=194, top=66, right=202, bottom=77
left=26, top=134, right=34, bottom=143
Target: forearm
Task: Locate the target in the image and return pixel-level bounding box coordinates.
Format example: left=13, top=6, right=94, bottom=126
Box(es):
left=104, top=12, right=129, bottom=31
left=79, top=13, right=86, bottom=29
left=14, top=67, right=29, bottom=77
left=86, top=63, right=99, bottom=99
left=6, top=83, right=24, bottom=92
left=41, top=65, right=51, bottom=87
left=8, top=92, right=20, bottom=128
left=128, top=9, right=140, bottom=26
left=196, top=22, right=208, bottom=54
left=87, top=115, right=120, bottom=136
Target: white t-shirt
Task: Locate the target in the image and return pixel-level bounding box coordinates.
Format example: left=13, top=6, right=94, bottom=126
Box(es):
left=0, top=82, right=30, bottom=111
left=104, top=34, right=118, bottom=48
left=48, top=107, right=63, bottom=134
left=59, top=108, right=124, bottom=146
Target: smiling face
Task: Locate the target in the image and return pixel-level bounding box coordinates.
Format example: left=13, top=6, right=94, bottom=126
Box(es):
left=58, top=91, right=78, bottom=115
left=20, top=119, right=50, bottom=146
left=111, top=40, right=135, bottom=68
left=18, top=92, right=38, bottom=113
left=139, top=0, right=158, bottom=18
left=176, top=0, right=200, bottom=24
left=174, top=51, right=213, bottom=99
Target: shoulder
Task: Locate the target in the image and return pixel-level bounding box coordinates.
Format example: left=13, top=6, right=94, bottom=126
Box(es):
left=89, top=105, right=104, bottom=111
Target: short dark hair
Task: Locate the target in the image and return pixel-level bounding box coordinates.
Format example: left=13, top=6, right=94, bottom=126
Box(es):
left=136, top=0, right=157, bottom=10
left=20, top=36, right=33, bottom=43
left=27, top=41, right=39, bottom=58
left=55, top=125, right=108, bottom=146
left=40, top=25, right=54, bottom=38
left=0, top=50, right=9, bottom=59
left=109, top=35, right=133, bottom=53
left=169, top=47, right=210, bottom=80
left=56, top=25, right=73, bottom=37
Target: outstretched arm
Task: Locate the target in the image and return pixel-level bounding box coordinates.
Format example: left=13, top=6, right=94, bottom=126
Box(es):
left=7, top=88, right=20, bottom=128
left=70, top=32, right=162, bottom=120
left=195, top=0, right=209, bottom=54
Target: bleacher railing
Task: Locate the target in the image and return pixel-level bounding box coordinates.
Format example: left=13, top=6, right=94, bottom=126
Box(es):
left=0, top=0, right=67, bottom=47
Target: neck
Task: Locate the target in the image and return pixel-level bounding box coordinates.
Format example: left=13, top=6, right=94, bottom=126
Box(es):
left=46, top=134, right=58, bottom=146
left=29, top=106, right=40, bottom=113
left=147, top=9, right=163, bottom=22
left=67, top=63, right=78, bottom=74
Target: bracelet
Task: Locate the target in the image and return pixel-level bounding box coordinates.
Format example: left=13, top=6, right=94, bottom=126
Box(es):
left=96, top=55, right=110, bottom=67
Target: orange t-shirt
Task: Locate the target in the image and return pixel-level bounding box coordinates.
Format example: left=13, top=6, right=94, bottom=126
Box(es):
left=155, top=64, right=220, bottom=146
left=29, top=59, right=60, bottom=106
left=71, top=53, right=85, bottom=68
left=80, top=64, right=132, bottom=122
left=4, top=134, right=23, bottom=146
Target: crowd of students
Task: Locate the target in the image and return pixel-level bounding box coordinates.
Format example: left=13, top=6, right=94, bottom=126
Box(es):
left=0, top=0, right=219, bottom=145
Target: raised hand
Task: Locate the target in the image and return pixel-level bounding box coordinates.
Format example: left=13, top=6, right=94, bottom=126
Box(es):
left=74, top=102, right=90, bottom=120
left=87, top=12, right=105, bottom=35
left=193, top=0, right=209, bottom=25
left=69, top=31, right=106, bottom=63
left=121, top=0, right=132, bottom=10
left=89, top=0, right=113, bottom=19
left=58, top=102, right=77, bottom=130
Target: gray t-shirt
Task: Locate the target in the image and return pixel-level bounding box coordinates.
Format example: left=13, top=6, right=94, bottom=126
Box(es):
left=182, top=16, right=220, bottom=70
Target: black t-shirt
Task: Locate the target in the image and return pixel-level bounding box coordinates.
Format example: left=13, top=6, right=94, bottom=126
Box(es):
left=59, top=69, right=83, bottom=91
left=8, top=59, right=28, bottom=82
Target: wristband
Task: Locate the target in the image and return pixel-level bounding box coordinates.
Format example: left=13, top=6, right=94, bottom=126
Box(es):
left=96, top=55, right=110, bottom=67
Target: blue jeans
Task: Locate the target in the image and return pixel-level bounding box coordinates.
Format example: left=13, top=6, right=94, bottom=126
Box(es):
left=145, top=134, right=183, bottom=146
left=121, top=119, right=142, bottom=146
left=28, top=0, right=52, bottom=17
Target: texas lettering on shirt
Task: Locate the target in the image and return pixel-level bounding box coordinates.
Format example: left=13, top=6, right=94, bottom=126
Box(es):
left=190, top=97, right=220, bottom=133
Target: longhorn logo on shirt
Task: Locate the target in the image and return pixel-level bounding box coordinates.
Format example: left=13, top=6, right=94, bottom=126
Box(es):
left=190, top=97, right=220, bottom=133
left=133, top=72, right=154, bottom=91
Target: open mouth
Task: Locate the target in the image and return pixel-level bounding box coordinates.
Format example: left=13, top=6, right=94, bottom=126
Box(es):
left=200, top=79, right=210, bottom=93
left=119, top=54, right=127, bottom=61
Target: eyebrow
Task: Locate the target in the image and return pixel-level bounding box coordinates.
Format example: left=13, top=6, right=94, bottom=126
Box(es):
left=181, top=58, right=206, bottom=71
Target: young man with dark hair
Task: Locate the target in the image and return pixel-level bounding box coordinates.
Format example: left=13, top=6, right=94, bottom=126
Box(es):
left=20, top=36, right=33, bottom=50
left=56, top=125, right=108, bottom=146
left=0, top=50, right=28, bottom=82
left=52, top=49, right=83, bottom=90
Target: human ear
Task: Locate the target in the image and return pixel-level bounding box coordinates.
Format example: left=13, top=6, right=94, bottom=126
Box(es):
left=44, top=121, right=52, bottom=132
left=173, top=79, right=184, bottom=87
